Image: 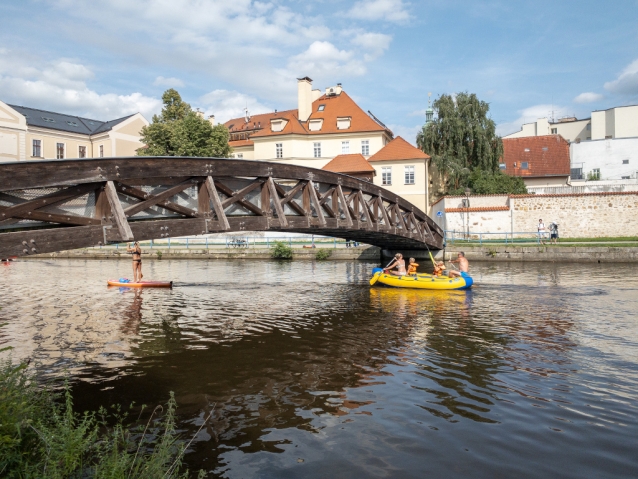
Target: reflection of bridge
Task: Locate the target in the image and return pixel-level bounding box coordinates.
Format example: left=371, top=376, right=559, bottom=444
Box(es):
left=0, top=157, right=443, bottom=258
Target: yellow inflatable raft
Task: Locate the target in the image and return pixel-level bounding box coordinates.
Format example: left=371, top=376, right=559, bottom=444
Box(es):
left=369, top=268, right=473, bottom=290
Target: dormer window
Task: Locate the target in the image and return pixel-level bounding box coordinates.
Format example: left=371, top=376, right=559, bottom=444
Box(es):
left=336, top=116, right=351, bottom=130
left=308, top=119, right=323, bottom=131
left=317, top=105, right=325, bottom=111
left=270, top=118, right=288, bottom=132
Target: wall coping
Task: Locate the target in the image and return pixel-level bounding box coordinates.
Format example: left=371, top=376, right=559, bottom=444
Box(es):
left=432, top=190, right=638, bottom=207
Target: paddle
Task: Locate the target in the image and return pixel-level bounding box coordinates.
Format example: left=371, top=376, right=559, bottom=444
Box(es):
left=369, top=258, right=395, bottom=286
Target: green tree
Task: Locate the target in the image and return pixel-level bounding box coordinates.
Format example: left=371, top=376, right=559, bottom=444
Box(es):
left=137, top=89, right=232, bottom=157
left=417, top=92, right=503, bottom=196
left=463, top=169, right=527, bottom=195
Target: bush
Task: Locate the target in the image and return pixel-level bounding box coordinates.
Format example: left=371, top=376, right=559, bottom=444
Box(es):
left=449, top=169, right=527, bottom=195
left=0, top=359, right=203, bottom=478
left=270, top=241, right=293, bottom=260
left=315, top=249, right=332, bottom=261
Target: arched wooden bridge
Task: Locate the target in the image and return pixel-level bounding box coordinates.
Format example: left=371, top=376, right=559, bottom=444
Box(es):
left=0, top=157, right=443, bottom=258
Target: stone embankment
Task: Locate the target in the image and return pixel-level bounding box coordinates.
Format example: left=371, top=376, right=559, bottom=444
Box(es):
left=429, top=246, right=638, bottom=263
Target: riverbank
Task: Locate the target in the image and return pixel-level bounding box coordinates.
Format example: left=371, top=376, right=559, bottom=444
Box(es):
left=437, top=245, right=638, bottom=263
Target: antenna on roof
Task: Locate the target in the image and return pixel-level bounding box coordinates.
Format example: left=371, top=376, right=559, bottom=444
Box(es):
left=244, top=106, right=250, bottom=123
left=367, top=110, right=387, bottom=129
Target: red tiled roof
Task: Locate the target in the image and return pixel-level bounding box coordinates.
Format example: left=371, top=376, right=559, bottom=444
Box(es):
left=445, top=206, right=510, bottom=213
left=229, top=139, right=254, bottom=148
left=501, top=135, right=570, bottom=177
left=368, top=136, right=430, bottom=162
left=223, top=91, right=391, bottom=139
left=322, top=154, right=376, bottom=174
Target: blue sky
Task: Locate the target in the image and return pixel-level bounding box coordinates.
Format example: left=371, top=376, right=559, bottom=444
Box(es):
left=1, top=0, right=637, bottom=143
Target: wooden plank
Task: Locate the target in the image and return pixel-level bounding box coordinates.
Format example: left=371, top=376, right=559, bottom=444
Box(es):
left=410, top=213, right=425, bottom=240
left=122, top=179, right=196, bottom=217
left=307, top=180, right=326, bottom=226
left=336, top=185, right=353, bottom=227
left=267, top=177, right=288, bottom=227
left=318, top=187, right=335, bottom=206
left=197, top=181, right=211, bottom=216
left=214, top=180, right=263, bottom=216
left=116, top=183, right=199, bottom=218
left=378, top=197, right=391, bottom=229
left=104, top=180, right=134, bottom=241
left=260, top=181, right=271, bottom=215
left=94, top=185, right=111, bottom=223
left=205, top=176, right=230, bottom=230
left=302, top=183, right=310, bottom=215
left=357, top=190, right=373, bottom=226
left=273, top=182, right=307, bottom=216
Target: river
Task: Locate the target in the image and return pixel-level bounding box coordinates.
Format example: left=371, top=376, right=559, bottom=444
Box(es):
left=1, top=258, right=637, bottom=478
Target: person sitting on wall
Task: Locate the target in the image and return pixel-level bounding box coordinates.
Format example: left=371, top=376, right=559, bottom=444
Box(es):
left=384, top=253, right=406, bottom=276
left=448, top=252, right=470, bottom=279
left=433, top=261, right=446, bottom=276
left=407, top=258, right=419, bottom=276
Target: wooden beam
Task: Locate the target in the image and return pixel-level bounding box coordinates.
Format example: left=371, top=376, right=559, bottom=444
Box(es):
left=94, top=185, right=111, bottom=223
left=307, top=180, right=326, bottom=226
left=336, top=185, right=353, bottom=227
left=197, top=181, right=211, bottom=216
left=378, top=197, right=391, bottom=229
left=122, top=179, right=196, bottom=217
left=104, top=180, right=134, bottom=241
left=267, top=177, right=288, bottom=227
left=116, top=183, right=199, bottom=218
left=357, top=190, right=373, bottom=226
left=205, top=176, right=230, bottom=230
left=214, top=180, right=263, bottom=216
left=273, top=182, right=307, bottom=217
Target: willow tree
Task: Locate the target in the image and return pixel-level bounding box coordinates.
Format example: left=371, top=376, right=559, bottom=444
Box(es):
left=137, top=89, right=232, bottom=157
left=417, top=92, right=503, bottom=197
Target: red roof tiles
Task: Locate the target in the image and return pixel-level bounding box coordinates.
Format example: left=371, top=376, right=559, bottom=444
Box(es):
left=501, top=135, right=570, bottom=177
left=322, top=154, right=376, bottom=174
left=445, top=206, right=510, bottom=213
left=368, top=136, right=430, bottom=162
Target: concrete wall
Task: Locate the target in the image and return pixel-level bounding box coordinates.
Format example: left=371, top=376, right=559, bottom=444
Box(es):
left=571, top=137, right=638, bottom=180
left=433, top=192, right=638, bottom=238
left=528, top=179, right=638, bottom=195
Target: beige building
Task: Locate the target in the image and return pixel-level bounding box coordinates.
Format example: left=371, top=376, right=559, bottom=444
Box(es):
left=0, top=100, right=148, bottom=162
left=224, top=78, right=432, bottom=210
left=504, top=105, right=638, bottom=143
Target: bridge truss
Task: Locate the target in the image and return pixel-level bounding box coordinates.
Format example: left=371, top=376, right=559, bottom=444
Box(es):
left=0, top=157, right=443, bottom=258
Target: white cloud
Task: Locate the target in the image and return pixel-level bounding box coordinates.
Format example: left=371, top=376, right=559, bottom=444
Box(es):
left=604, top=59, right=638, bottom=95
left=153, top=76, right=185, bottom=88
left=573, top=92, right=604, bottom=104
left=387, top=123, right=421, bottom=145
left=351, top=32, right=392, bottom=61
left=347, top=0, right=411, bottom=23
left=288, top=41, right=365, bottom=78
left=198, top=89, right=272, bottom=124
left=496, top=104, right=570, bottom=137
left=0, top=49, right=161, bottom=120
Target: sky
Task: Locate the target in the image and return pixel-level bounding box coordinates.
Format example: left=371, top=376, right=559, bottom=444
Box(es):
left=1, top=0, right=637, bottom=144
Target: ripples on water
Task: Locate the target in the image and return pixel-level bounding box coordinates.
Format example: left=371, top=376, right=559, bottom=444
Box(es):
left=1, top=259, right=638, bottom=478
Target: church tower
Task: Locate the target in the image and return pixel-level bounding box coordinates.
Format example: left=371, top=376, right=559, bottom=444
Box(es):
left=425, top=92, right=434, bottom=124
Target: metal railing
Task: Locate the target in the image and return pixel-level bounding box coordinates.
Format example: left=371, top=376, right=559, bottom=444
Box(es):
left=445, top=230, right=546, bottom=245
left=90, top=236, right=366, bottom=250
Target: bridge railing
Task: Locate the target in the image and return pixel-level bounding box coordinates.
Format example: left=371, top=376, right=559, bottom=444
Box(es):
left=445, top=230, right=545, bottom=245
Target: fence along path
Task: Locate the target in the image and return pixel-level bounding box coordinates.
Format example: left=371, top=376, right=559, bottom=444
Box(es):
left=0, top=157, right=443, bottom=258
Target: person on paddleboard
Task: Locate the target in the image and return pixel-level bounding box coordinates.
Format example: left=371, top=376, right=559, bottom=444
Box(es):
left=448, top=252, right=469, bottom=279
left=385, top=253, right=406, bottom=276
left=126, top=241, right=143, bottom=283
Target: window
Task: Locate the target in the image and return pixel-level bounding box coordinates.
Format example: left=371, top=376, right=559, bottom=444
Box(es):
left=521, top=162, right=529, bottom=170
left=571, top=167, right=583, bottom=180
left=524, top=148, right=530, bottom=152
left=404, top=165, right=415, bottom=185
left=551, top=128, right=557, bottom=134
left=361, top=140, right=369, bottom=156
left=32, top=139, right=41, bottom=157
left=622, top=159, right=629, bottom=164
left=341, top=141, right=350, bottom=154
left=499, top=163, right=506, bottom=170
left=42, top=117, right=55, bottom=123
left=621, top=176, right=630, bottom=179
left=605, top=135, right=612, bottom=139
left=317, top=105, right=325, bottom=111
left=236, top=153, right=243, bottom=159
left=66, top=121, right=78, bottom=127
left=586, top=124, right=591, bottom=131
left=276, top=143, right=283, bottom=159
left=99, top=145, right=104, bottom=158
left=381, top=167, right=392, bottom=185
left=78, top=146, right=86, bottom=158
left=56, top=143, right=64, bottom=159
left=542, top=147, right=548, bottom=151
left=313, top=142, right=321, bottom=158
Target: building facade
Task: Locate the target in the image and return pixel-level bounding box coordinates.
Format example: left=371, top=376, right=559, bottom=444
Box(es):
left=570, top=137, right=638, bottom=181
left=501, top=135, right=571, bottom=187
left=0, top=100, right=148, bottom=162
left=224, top=78, right=432, bottom=210
left=503, top=105, right=638, bottom=143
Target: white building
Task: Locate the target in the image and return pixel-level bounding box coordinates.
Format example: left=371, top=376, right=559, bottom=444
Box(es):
left=504, top=105, right=638, bottom=143
left=570, top=137, right=638, bottom=181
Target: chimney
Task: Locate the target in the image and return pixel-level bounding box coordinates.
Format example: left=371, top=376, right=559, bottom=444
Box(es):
left=195, top=108, right=204, bottom=119
left=297, top=76, right=313, bottom=122
left=208, top=114, right=215, bottom=125
left=311, top=89, right=322, bottom=102
left=336, top=83, right=342, bottom=95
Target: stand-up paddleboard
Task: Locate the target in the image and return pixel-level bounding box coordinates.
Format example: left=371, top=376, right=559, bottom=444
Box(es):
left=107, top=279, right=173, bottom=288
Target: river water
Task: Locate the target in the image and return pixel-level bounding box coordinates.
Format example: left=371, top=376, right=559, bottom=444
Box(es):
left=1, top=258, right=637, bottom=478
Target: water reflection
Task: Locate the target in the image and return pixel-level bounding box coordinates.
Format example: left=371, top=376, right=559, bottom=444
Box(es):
left=1, top=259, right=638, bottom=478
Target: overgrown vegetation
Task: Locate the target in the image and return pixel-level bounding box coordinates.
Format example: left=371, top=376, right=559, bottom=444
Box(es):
left=315, top=249, right=332, bottom=261
left=417, top=92, right=526, bottom=199
left=270, top=241, right=293, bottom=260
left=0, top=359, right=203, bottom=478
left=138, top=89, right=232, bottom=157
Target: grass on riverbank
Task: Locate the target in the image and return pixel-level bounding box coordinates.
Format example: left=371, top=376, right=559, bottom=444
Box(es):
left=0, top=359, right=203, bottom=479
left=446, top=236, right=638, bottom=248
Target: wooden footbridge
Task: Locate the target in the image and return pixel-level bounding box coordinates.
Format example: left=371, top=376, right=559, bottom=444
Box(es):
left=0, top=157, right=443, bottom=258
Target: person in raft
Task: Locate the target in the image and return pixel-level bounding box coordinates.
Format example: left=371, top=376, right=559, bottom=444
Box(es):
left=384, top=253, right=406, bottom=276
left=126, top=241, right=143, bottom=283
left=433, top=261, right=446, bottom=276
left=448, top=252, right=470, bottom=279
left=407, top=258, right=419, bottom=275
